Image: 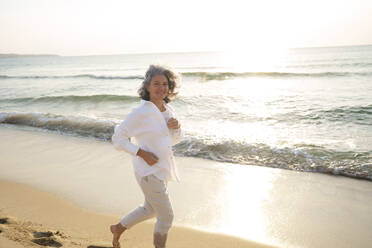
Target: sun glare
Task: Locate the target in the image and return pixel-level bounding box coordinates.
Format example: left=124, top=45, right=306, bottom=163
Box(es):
left=219, top=47, right=289, bottom=73
left=217, top=165, right=276, bottom=245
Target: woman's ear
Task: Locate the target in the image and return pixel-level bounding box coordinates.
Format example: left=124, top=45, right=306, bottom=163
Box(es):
left=145, top=81, right=151, bottom=91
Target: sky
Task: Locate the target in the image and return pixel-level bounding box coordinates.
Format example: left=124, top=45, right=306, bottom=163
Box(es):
left=1, top=0, right=372, bottom=56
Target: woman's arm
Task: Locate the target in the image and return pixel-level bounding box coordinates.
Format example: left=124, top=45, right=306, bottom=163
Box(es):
left=136, top=148, right=158, bottom=166
left=111, top=121, right=140, bottom=156
left=167, top=117, right=184, bottom=145
left=112, top=108, right=144, bottom=155
left=112, top=109, right=159, bottom=166
left=171, top=127, right=183, bottom=145
left=112, top=123, right=159, bottom=165
left=166, top=104, right=184, bottom=145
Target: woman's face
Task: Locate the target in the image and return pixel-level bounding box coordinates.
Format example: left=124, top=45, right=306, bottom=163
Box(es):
left=146, top=74, right=169, bottom=102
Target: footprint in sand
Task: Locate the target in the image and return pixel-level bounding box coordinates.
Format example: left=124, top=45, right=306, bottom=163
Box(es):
left=1, top=216, right=64, bottom=247
left=33, top=231, right=54, bottom=238
left=32, top=237, right=63, bottom=247
left=87, top=245, right=112, bottom=248
left=32, top=231, right=63, bottom=247
left=87, top=245, right=113, bottom=248
left=0, top=218, right=10, bottom=233
left=0, top=217, right=9, bottom=224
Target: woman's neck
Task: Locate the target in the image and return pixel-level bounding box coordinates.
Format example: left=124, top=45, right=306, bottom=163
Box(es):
left=150, top=99, right=166, bottom=112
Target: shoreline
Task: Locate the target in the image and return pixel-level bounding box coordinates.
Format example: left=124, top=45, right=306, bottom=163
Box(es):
left=0, top=179, right=273, bottom=248
left=1, top=126, right=372, bottom=248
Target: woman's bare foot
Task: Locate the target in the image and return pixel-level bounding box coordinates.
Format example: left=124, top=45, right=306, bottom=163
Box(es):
left=110, top=223, right=126, bottom=248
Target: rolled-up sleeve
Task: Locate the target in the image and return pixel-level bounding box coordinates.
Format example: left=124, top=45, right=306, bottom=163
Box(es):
left=166, top=104, right=184, bottom=145
left=111, top=111, right=140, bottom=156
left=171, top=126, right=184, bottom=145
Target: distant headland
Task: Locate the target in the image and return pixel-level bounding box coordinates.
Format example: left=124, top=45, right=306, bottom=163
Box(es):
left=0, top=54, right=60, bottom=58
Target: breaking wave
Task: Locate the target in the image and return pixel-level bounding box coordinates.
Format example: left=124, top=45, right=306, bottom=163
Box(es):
left=1, top=111, right=371, bottom=181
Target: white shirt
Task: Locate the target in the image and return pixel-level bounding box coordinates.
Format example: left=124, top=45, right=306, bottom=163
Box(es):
left=152, top=109, right=171, bottom=181
left=111, top=100, right=183, bottom=182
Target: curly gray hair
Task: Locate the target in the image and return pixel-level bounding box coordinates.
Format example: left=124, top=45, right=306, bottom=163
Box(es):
left=138, top=64, right=179, bottom=103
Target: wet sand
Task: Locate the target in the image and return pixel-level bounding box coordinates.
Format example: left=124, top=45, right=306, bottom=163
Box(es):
left=1, top=126, right=372, bottom=247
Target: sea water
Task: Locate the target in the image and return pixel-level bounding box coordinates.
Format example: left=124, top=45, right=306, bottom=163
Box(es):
left=1, top=45, right=371, bottom=181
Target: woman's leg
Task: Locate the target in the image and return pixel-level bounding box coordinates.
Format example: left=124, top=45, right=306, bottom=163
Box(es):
left=110, top=223, right=126, bottom=248
left=140, top=175, right=174, bottom=248
left=120, top=199, right=155, bottom=228
left=110, top=177, right=156, bottom=248
left=110, top=200, right=155, bottom=247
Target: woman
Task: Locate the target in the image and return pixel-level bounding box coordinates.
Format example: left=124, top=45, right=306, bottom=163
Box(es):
left=110, top=64, right=183, bottom=248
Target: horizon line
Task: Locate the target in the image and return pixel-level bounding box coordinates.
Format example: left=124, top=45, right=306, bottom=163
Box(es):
left=1, top=43, right=371, bottom=58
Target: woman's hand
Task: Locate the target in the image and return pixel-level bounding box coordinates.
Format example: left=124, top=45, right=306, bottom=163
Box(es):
left=167, top=118, right=180, bottom=129
left=136, top=148, right=158, bottom=166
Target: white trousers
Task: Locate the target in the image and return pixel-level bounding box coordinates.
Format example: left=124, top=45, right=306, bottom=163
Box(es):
left=120, top=174, right=174, bottom=235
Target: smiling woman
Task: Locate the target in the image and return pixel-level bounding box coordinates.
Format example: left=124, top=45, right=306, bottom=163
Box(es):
left=110, top=64, right=183, bottom=248
left=146, top=74, right=170, bottom=104
left=138, top=65, right=179, bottom=103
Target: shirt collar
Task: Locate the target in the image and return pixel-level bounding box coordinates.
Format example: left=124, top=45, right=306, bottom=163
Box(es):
left=140, top=99, right=168, bottom=109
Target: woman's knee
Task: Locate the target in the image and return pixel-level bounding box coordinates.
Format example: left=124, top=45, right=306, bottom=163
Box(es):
left=168, top=211, right=174, bottom=224
left=155, top=218, right=173, bottom=234
left=159, top=209, right=174, bottom=227
left=142, top=205, right=155, bottom=216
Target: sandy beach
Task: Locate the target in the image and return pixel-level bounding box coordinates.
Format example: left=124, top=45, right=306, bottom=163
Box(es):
left=0, top=180, right=272, bottom=248
left=1, top=0, right=372, bottom=246
left=1, top=126, right=372, bottom=247
left=0, top=126, right=275, bottom=248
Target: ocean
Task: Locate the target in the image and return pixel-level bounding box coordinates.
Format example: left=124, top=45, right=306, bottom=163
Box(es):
left=1, top=45, right=372, bottom=181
